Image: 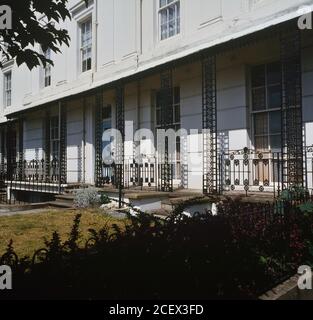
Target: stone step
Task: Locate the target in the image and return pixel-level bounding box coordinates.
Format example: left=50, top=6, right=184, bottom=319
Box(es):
left=223, top=191, right=275, bottom=203
left=169, top=191, right=203, bottom=199
left=161, top=196, right=202, bottom=211
left=48, top=201, right=74, bottom=209
left=64, top=184, right=92, bottom=193
left=150, top=209, right=172, bottom=219
left=55, top=194, right=75, bottom=203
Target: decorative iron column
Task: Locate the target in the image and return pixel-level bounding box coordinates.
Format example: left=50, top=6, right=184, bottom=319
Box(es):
left=18, top=118, right=24, bottom=180
left=280, top=27, right=304, bottom=190
left=158, top=69, right=174, bottom=192
left=44, top=109, right=51, bottom=182
left=131, top=80, right=141, bottom=187
left=6, top=121, right=15, bottom=180
left=202, top=55, right=218, bottom=194
left=115, top=84, right=125, bottom=206
left=95, top=90, right=103, bottom=187
left=59, top=102, right=67, bottom=185
left=0, top=127, right=6, bottom=180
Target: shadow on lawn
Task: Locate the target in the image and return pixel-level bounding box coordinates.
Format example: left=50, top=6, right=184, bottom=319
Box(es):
left=1, top=198, right=313, bottom=300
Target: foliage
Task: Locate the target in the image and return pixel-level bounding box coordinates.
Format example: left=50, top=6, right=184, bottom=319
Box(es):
left=73, top=188, right=101, bottom=208
left=99, top=193, right=111, bottom=205
left=298, top=202, right=313, bottom=216
left=2, top=199, right=313, bottom=300
left=0, top=0, right=88, bottom=70
left=280, top=185, right=310, bottom=202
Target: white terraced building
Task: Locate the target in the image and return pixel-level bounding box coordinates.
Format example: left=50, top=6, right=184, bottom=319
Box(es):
left=0, top=0, right=313, bottom=204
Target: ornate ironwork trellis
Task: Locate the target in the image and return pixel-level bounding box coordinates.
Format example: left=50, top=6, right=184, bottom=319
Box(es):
left=95, top=91, right=103, bottom=187
left=43, top=105, right=67, bottom=185
left=280, top=27, right=304, bottom=190
left=159, top=69, right=174, bottom=192
left=131, top=81, right=141, bottom=187
left=18, top=118, right=24, bottom=180
left=44, top=109, right=51, bottom=181
left=6, top=121, right=16, bottom=180
left=59, top=102, right=67, bottom=184
left=115, top=84, right=125, bottom=190
left=0, top=127, right=5, bottom=177
left=202, top=55, right=218, bottom=194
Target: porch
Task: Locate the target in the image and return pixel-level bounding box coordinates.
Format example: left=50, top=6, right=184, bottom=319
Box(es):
left=95, top=146, right=313, bottom=199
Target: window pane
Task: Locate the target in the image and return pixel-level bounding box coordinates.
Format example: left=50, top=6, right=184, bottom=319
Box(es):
left=252, top=87, right=266, bottom=111
left=269, top=111, right=281, bottom=134
left=254, top=113, right=268, bottom=135
left=160, top=0, right=167, bottom=7
left=270, top=135, right=281, bottom=151
left=267, top=62, right=281, bottom=85
left=52, top=141, right=59, bottom=160
left=251, top=65, right=265, bottom=87
left=255, top=136, right=268, bottom=151
left=82, top=60, right=87, bottom=72
left=102, top=120, right=111, bottom=131
left=156, top=109, right=161, bottom=126
left=169, top=6, right=174, bottom=20
left=268, top=85, right=281, bottom=109
left=102, top=106, right=112, bottom=119
left=161, top=10, right=167, bottom=25
left=161, top=24, right=167, bottom=40
left=174, top=87, right=180, bottom=104
left=87, top=58, right=92, bottom=70
left=174, top=105, right=180, bottom=123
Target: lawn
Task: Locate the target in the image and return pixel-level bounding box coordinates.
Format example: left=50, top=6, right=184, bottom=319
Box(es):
left=0, top=209, right=126, bottom=258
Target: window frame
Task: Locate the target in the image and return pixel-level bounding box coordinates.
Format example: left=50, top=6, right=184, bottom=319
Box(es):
left=43, top=48, right=52, bottom=87
left=250, top=61, right=282, bottom=152
left=155, top=87, right=181, bottom=131
left=155, top=87, right=181, bottom=179
left=3, top=70, right=12, bottom=108
left=50, top=116, right=60, bottom=161
left=80, top=18, right=92, bottom=73
left=102, top=104, right=113, bottom=152
left=158, top=0, right=181, bottom=41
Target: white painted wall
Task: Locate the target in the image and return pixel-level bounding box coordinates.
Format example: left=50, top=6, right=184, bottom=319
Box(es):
left=23, top=111, right=44, bottom=161
left=66, top=98, right=84, bottom=183
left=1, top=0, right=312, bottom=120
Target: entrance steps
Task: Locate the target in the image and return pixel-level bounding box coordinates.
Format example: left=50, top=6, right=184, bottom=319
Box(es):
left=56, top=185, right=276, bottom=213
left=61, top=185, right=207, bottom=213
left=223, top=191, right=276, bottom=203
left=49, top=194, right=75, bottom=209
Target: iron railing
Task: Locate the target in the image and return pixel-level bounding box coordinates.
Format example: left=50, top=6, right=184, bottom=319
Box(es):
left=97, top=156, right=158, bottom=189
left=0, top=159, right=66, bottom=203
left=1, top=147, right=312, bottom=200
left=219, top=147, right=313, bottom=197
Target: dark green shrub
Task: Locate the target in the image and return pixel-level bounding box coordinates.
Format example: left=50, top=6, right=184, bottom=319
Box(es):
left=298, top=202, right=313, bottom=216
left=99, top=193, right=111, bottom=205
left=2, top=199, right=313, bottom=300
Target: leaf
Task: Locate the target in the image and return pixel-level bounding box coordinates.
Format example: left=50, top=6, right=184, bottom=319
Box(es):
left=259, top=256, right=268, bottom=265
left=0, top=0, right=72, bottom=70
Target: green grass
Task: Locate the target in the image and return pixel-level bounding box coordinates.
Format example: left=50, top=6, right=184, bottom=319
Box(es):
left=0, top=209, right=126, bottom=258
